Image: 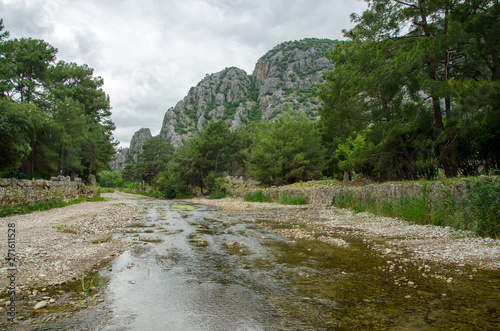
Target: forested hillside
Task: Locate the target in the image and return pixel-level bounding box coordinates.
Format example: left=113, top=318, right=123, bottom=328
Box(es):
left=108, top=0, right=498, bottom=198
left=0, top=20, right=116, bottom=181
left=112, top=38, right=336, bottom=166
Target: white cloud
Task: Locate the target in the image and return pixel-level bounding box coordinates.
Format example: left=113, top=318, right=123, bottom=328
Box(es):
left=0, top=0, right=368, bottom=147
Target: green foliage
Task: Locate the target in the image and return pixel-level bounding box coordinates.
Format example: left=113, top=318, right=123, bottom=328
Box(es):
left=98, top=171, right=124, bottom=188
left=0, top=99, right=43, bottom=171
left=333, top=177, right=500, bottom=238
left=280, top=194, right=307, bottom=205
left=0, top=24, right=116, bottom=179
left=319, top=0, right=500, bottom=180
left=462, top=177, right=500, bottom=238
left=208, top=177, right=230, bottom=199
left=0, top=196, right=86, bottom=218
left=80, top=272, right=98, bottom=293
left=99, top=187, right=115, bottom=193
left=135, top=136, right=174, bottom=184
left=243, top=190, right=273, bottom=203
left=165, top=121, right=240, bottom=195
left=246, top=113, right=326, bottom=185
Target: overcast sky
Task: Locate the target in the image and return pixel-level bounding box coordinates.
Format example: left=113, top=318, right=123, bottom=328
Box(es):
left=0, top=0, right=368, bottom=148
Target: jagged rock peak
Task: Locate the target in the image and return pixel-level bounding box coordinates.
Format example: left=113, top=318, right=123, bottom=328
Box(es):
left=157, top=38, right=337, bottom=147
left=109, top=147, right=129, bottom=172
left=160, top=66, right=257, bottom=147
left=129, top=128, right=152, bottom=162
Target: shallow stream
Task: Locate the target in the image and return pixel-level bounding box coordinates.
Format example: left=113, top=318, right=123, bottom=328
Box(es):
left=16, top=199, right=500, bottom=330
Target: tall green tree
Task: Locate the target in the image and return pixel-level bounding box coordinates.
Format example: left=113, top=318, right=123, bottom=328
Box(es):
left=0, top=20, right=117, bottom=179
left=319, top=0, right=499, bottom=179
left=171, top=121, right=236, bottom=194
left=135, top=136, right=174, bottom=184
left=0, top=98, right=43, bottom=172
left=246, top=114, right=326, bottom=185
left=0, top=38, right=57, bottom=103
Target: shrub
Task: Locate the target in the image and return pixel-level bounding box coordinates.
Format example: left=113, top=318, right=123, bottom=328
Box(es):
left=244, top=190, right=273, bottom=203
left=280, top=194, right=307, bottom=205
left=462, top=177, right=500, bottom=238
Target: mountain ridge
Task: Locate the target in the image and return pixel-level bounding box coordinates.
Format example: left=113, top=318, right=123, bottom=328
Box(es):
left=112, top=38, right=336, bottom=171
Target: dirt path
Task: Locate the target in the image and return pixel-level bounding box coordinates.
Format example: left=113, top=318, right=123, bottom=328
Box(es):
left=0, top=193, right=147, bottom=293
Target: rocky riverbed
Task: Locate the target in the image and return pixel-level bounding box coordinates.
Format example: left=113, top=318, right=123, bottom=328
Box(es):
left=186, top=197, right=500, bottom=270
left=1, top=194, right=499, bottom=329
left=0, top=192, right=147, bottom=326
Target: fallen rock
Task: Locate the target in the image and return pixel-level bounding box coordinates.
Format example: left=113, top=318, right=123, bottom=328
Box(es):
left=34, top=301, right=47, bottom=310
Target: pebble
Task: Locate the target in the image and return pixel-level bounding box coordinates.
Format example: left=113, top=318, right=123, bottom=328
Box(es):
left=34, top=301, right=47, bottom=310
left=447, top=277, right=453, bottom=284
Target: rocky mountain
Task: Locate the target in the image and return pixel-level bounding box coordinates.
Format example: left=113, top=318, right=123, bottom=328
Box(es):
left=110, top=128, right=152, bottom=172
left=129, top=128, right=152, bottom=162
left=111, top=38, right=336, bottom=171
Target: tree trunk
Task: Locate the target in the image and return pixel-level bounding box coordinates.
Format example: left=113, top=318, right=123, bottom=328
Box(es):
left=60, top=144, right=64, bottom=175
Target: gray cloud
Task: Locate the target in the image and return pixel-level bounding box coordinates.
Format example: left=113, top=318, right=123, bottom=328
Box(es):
left=0, top=0, right=368, bottom=147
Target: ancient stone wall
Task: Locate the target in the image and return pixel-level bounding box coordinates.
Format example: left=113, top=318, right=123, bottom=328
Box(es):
left=232, top=178, right=480, bottom=208
left=0, top=178, right=96, bottom=208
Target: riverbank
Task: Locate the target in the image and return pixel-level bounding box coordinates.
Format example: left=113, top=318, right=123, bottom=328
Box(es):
left=187, top=197, right=500, bottom=270
left=0, top=193, right=147, bottom=296
left=0, top=193, right=499, bottom=329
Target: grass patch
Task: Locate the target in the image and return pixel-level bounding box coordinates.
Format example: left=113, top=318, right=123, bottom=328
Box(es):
left=333, top=176, right=500, bottom=238
left=244, top=190, right=273, bottom=203
left=461, top=176, right=500, bottom=238
left=280, top=194, right=307, bottom=205
left=0, top=196, right=87, bottom=218
left=99, top=187, right=115, bottom=193
left=120, top=188, right=163, bottom=198
left=80, top=272, right=98, bottom=293
left=209, top=191, right=227, bottom=199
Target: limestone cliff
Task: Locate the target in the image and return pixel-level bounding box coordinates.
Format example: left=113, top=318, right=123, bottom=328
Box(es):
left=158, top=38, right=336, bottom=147
left=112, top=38, right=336, bottom=171
left=129, top=128, right=152, bottom=162
left=109, top=147, right=129, bottom=172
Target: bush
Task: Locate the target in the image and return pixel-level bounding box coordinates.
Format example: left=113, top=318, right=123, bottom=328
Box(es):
left=98, top=171, right=125, bottom=188
left=462, top=177, right=500, bottom=238
left=244, top=190, right=273, bottom=203
left=209, top=191, right=227, bottom=199
left=280, top=194, right=307, bottom=205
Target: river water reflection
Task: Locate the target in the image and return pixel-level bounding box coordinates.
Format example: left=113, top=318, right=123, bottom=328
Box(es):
left=97, top=199, right=500, bottom=330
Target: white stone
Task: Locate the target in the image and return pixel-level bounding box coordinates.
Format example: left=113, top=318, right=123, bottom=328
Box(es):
left=34, top=301, right=47, bottom=310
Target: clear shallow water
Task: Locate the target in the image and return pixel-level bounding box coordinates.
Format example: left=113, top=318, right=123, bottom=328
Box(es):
left=96, top=200, right=500, bottom=330
left=20, top=199, right=498, bottom=330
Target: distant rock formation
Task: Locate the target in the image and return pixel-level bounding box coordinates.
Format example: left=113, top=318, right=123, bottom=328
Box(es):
left=111, top=38, right=336, bottom=172
left=159, top=38, right=335, bottom=147
left=129, top=128, right=152, bottom=162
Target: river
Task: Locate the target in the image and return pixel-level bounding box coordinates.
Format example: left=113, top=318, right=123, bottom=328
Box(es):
left=22, top=198, right=500, bottom=330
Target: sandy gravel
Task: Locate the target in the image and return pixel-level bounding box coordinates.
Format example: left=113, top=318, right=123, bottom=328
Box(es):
left=187, top=197, right=500, bottom=270
left=0, top=193, right=147, bottom=292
